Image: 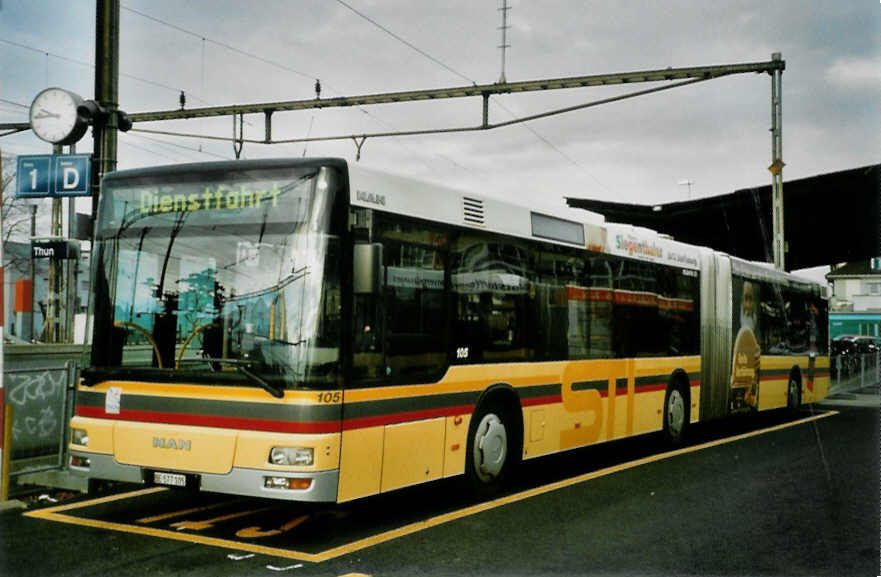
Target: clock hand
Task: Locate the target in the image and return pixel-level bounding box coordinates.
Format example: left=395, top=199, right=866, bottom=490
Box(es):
left=34, top=108, right=61, bottom=120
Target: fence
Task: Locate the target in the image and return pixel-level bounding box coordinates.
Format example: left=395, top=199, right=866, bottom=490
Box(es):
left=2, top=345, right=84, bottom=499
left=830, top=352, right=881, bottom=393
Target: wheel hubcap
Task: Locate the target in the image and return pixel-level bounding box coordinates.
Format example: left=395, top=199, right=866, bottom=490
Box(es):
left=473, top=413, right=507, bottom=482
left=667, top=390, right=684, bottom=437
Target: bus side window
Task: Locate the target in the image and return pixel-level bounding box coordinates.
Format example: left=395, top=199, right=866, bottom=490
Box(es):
left=352, top=293, right=385, bottom=380
left=613, top=259, right=664, bottom=358
left=451, top=233, right=533, bottom=365
left=380, top=219, right=448, bottom=384
left=586, top=257, right=614, bottom=359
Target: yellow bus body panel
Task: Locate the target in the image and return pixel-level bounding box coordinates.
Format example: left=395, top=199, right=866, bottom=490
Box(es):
left=114, top=421, right=236, bottom=474
left=337, top=426, right=383, bottom=503
left=69, top=416, right=114, bottom=454
left=233, top=431, right=340, bottom=472
left=380, top=418, right=445, bottom=492
left=444, top=414, right=470, bottom=478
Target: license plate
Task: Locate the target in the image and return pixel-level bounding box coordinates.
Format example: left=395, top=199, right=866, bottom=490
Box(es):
left=153, top=471, right=187, bottom=487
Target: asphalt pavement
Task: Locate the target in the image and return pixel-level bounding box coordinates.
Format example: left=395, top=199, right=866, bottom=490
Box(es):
left=1, top=401, right=877, bottom=577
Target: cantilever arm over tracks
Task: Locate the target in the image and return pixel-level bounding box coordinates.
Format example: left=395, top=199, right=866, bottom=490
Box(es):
left=125, top=59, right=784, bottom=124
left=0, top=59, right=784, bottom=143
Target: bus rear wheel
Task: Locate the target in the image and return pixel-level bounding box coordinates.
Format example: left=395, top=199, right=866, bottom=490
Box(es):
left=663, top=382, right=689, bottom=446
left=786, top=376, right=802, bottom=419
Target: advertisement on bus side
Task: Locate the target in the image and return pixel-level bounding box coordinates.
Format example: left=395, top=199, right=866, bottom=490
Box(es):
left=731, top=278, right=761, bottom=412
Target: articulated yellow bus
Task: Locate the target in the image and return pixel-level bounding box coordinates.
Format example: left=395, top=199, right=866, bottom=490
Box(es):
left=69, top=158, right=829, bottom=502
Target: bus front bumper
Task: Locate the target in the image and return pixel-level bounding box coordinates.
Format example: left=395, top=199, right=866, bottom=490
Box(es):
left=68, top=450, right=340, bottom=502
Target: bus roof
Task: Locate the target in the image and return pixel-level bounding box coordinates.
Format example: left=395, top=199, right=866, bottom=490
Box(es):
left=101, top=158, right=823, bottom=286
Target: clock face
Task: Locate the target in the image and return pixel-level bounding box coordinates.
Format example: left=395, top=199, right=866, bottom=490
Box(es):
left=30, top=88, right=84, bottom=144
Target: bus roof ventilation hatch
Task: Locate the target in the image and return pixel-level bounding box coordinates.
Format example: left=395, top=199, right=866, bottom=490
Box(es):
left=463, top=196, right=485, bottom=226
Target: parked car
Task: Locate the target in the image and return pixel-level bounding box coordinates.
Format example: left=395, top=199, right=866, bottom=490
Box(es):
left=853, top=335, right=880, bottom=354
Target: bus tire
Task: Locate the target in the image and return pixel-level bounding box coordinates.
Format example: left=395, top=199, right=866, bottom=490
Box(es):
left=465, top=395, right=520, bottom=494
left=663, top=378, right=689, bottom=446
left=786, top=373, right=802, bottom=419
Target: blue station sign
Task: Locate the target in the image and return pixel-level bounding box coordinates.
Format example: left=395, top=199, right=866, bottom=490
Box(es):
left=16, top=154, right=92, bottom=198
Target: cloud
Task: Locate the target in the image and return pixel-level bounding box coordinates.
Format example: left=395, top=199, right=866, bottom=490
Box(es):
left=2, top=0, right=880, bottom=212
left=825, top=57, right=881, bottom=90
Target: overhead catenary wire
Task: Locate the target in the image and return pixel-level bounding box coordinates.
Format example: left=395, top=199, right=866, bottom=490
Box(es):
left=331, top=0, right=609, bottom=189
left=0, top=37, right=211, bottom=105
left=123, top=131, right=232, bottom=161
left=334, top=0, right=475, bottom=86
left=121, top=4, right=314, bottom=82
left=119, top=3, right=464, bottom=171
left=0, top=98, right=28, bottom=109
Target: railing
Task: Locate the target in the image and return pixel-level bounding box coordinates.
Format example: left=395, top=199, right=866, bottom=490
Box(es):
left=830, top=352, right=881, bottom=393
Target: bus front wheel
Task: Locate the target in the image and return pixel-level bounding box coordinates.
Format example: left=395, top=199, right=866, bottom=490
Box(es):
left=465, top=401, right=519, bottom=493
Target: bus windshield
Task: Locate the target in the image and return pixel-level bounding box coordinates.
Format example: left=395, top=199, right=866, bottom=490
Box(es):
left=84, top=165, right=341, bottom=391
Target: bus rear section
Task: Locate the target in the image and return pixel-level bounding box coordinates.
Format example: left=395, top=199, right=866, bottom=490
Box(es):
left=70, top=159, right=348, bottom=501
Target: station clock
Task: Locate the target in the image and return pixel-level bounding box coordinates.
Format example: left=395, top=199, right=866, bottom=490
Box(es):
left=29, top=87, right=89, bottom=145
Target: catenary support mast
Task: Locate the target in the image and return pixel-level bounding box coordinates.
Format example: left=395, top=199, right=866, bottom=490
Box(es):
left=769, top=53, right=785, bottom=270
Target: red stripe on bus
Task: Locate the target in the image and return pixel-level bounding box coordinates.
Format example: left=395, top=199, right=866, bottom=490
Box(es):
left=521, top=395, right=564, bottom=406
left=76, top=405, right=341, bottom=434
left=634, top=384, right=667, bottom=394
left=341, top=404, right=476, bottom=431
left=72, top=378, right=706, bottom=437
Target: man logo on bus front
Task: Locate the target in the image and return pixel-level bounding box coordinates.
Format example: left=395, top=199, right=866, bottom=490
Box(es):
left=153, top=437, right=192, bottom=451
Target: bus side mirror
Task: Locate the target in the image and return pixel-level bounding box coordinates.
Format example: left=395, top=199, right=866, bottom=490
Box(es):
left=353, top=243, right=383, bottom=294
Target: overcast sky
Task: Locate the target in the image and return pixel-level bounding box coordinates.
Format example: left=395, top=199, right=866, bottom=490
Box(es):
left=1, top=1, right=879, bottom=221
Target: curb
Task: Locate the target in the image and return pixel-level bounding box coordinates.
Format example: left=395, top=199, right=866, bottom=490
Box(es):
left=0, top=500, right=27, bottom=512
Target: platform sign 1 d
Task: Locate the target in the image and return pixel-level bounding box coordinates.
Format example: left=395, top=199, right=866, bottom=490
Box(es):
left=16, top=154, right=92, bottom=198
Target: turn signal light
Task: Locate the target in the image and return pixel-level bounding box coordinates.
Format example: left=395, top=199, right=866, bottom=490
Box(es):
left=264, top=476, right=312, bottom=491
left=70, top=455, right=90, bottom=468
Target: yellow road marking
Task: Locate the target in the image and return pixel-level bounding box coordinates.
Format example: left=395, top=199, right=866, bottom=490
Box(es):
left=23, top=410, right=838, bottom=563
left=137, top=500, right=239, bottom=524
left=170, top=506, right=274, bottom=531
left=237, top=514, right=310, bottom=538
left=32, top=487, right=167, bottom=513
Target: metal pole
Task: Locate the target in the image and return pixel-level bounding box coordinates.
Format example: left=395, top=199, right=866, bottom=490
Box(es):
left=0, top=148, right=4, bottom=495
left=29, top=205, right=35, bottom=341
left=770, top=52, right=785, bottom=270
left=498, top=0, right=510, bottom=84
left=0, top=405, right=10, bottom=502
left=92, top=0, right=120, bottom=224
left=49, top=144, right=63, bottom=343
left=66, top=145, right=76, bottom=343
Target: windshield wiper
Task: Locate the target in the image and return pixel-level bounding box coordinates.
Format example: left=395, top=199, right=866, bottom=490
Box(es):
left=237, top=364, right=284, bottom=399
left=178, top=357, right=285, bottom=398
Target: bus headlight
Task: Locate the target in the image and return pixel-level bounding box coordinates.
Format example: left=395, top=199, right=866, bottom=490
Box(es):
left=269, top=447, right=314, bottom=466
left=71, top=428, right=89, bottom=447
